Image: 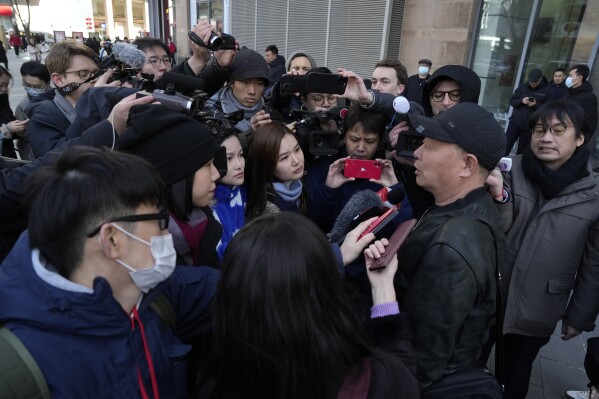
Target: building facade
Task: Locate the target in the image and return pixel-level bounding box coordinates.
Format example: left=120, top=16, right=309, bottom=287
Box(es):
left=167, top=0, right=598, bottom=137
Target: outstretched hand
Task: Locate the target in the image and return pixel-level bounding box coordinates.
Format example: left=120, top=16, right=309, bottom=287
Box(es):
left=340, top=217, right=377, bottom=266
left=108, top=93, right=156, bottom=135
left=337, top=68, right=372, bottom=104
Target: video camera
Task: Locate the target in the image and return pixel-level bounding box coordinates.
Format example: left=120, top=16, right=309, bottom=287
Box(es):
left=188, top=31, right=237, bottom=51
left=290, top=108, right=344, bottom=157
left=99, top=42, right=154, bottom=91
left=384, top=96, right=425, bottom=159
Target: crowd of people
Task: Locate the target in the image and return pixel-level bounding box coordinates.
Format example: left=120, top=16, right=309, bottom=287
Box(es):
left=0, top=18, right=598, bottom=399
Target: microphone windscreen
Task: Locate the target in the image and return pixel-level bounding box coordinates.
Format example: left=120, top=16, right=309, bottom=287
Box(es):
left=112, top=42, right=147, bottom=69
left=393, top=96, right=410, bottom=114
left=154, top=71, right=206, bottom=95
left=386, top=186, right=406, bottom=205
left=329, top=190, right=385, bottom=243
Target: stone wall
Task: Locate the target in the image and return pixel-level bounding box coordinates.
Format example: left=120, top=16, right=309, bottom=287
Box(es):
left=398, top=0, right=481, bottom=75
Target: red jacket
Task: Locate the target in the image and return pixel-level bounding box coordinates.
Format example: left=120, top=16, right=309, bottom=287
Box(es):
left=9, top=34, right=21, bottom=47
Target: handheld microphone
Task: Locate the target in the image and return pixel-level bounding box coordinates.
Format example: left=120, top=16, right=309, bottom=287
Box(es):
left=111, top=42, right=147, bottom=69
left=358, top=187, right=406, bottom=239
left=392, top=96, right=410, bottom=114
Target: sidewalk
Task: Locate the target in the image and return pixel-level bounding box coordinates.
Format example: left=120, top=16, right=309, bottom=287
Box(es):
left=486, top=316, right=598, bottom=398
left=5, top=46, right=30, bottom=112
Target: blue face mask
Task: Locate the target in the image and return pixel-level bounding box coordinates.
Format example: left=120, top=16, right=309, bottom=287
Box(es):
left=25, top=87, right=45, bottom=97
left=418, top=66, right=429, bottom=75
left=565, top=76, right=575, bottom=88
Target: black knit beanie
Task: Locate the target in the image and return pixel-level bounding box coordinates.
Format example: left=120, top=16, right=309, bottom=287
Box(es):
left=228, top=49, right=270, bottom=86
left=117, top=104, right=227, bottom=185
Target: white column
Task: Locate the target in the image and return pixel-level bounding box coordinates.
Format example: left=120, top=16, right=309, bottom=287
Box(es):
left=125, top=0, right=135, bottom=38
left=105, top=0, right=114, bottom=39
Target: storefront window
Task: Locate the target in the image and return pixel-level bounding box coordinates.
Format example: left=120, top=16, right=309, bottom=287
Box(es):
left=472, top=0, right=599, bottom=128
left=471, top=1, right=535, bottom=126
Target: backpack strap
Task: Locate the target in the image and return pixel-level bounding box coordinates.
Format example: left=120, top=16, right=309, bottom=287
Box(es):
left=150, top=294, right=177, bottom=332
left=0, top=324, right=51, bottom=399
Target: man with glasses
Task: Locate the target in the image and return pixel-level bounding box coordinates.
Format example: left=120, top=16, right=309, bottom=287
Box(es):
left=0, top=145, right=220, bottom=398
left=299, top=67, right=341, bottom=133
left=486, top=99, right=599, bottom=399
left=26, top=39, right=120, bottom=158
left=132, top=37, right=174, bottom=82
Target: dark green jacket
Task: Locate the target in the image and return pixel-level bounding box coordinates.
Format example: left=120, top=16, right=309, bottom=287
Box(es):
left=395, top=187, right=502, bottom=389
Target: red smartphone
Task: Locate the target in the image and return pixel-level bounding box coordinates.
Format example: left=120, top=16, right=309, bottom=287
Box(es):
left=343, top=159, right=382, bottom=180
left=368, top=219, right=417, bottom=271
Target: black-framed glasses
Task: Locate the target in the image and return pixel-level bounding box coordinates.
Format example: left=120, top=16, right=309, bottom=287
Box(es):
left=431, top=90, right=461, bottom=102
left=87, top=209, right=169, bottom=237
left=311, top=94, right=337, bottom=106
left=531, top=123, right=570, bottom=137
left=147, top=57, right=172, bottom=67
left=64, top=69, right=100, bottom=80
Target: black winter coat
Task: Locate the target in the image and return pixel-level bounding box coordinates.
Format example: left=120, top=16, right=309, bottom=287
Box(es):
left=568, top=81, right=598, bottom=139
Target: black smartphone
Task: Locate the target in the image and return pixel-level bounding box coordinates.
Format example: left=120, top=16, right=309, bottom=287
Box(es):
left=527, top=97, right=535, bottom=102
left=279, top=73, right=348, bottom=96
left=305, top=72, right=348, bottom=95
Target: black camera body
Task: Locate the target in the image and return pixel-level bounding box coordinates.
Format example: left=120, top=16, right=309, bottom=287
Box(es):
left=100, top=55, right=154, bottom=91
left=188, top=31, right=236, bottom=51
left=292, top=109, right=341, bottom=157
left=395, top=130, right=424, bottom=159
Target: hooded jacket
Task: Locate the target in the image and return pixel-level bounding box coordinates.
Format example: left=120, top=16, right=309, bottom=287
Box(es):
left=422, top=65, right=481, bottom=117
left=0, top=232, right=220, bottom=399
left=267, top=54, right=286, bottom=87
left=567, top=81, right=598, bottom=138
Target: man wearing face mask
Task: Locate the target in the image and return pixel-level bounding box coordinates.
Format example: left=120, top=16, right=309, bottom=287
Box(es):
left=566, top=64, right=598, bottom=139
left=0, top=145, right=220, bottom=398
left=25, top=39, right=120, bottom=158
left=405, top=59, right=432, bottom=107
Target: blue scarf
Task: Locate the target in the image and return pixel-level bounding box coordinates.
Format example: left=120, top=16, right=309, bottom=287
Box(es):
left=272, top=180, right=303, bottom=202
left=211, top=184, right=247, bottom=260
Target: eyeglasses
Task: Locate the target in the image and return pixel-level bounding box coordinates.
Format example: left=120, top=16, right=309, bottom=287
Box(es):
left=147, top=57, right=172, bottom=67
left=531, top=123, right=571, bottom=137
left=431, top=90, right=461, bottom=102
left=311, top=94, right=337, bottom=106
left=86, top=209, right=169, bottom=237
left=64, top=69, right=100, bottom=80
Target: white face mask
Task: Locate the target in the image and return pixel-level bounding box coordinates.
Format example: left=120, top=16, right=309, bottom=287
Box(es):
left=565, top=76, right=575, bottom=88
left=110, top=223, right=177, bottom=293
left=418, top=66, right=430, bottom=75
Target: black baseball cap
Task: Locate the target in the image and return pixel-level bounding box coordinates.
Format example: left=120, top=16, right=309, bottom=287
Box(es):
left=528, top=69, right=542, bottom=83
left=408, top=102, right=506, bottom=171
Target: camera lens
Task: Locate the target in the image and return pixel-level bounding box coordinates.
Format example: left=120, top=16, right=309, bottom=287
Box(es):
left=312, top=135, right=326, bottom=149
left=208, top=32, right=223, bottom=51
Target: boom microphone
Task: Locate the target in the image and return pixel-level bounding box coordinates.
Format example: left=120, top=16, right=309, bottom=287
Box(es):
left=329, top=187, right=406, bottom=244
left=329, top=190, right=384, bottom=243
left=111, top=42, right=147, bottom=69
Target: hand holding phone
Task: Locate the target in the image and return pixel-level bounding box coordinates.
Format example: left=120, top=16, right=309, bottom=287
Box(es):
left=343, top=159, right=382, bottom=180
left=368, top=219, right=417, bottom=271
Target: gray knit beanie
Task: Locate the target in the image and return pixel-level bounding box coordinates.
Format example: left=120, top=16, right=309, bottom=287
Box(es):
left=228, top=49, right=270, bottom=86
left=287, top=51, right=317, bottom=71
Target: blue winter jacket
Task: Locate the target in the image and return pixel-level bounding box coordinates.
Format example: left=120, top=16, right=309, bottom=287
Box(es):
left=0, top=232, right=220, bottom=399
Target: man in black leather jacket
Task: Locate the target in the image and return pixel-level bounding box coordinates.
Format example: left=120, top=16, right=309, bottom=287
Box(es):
left=393, top=102, right=506, bottom=389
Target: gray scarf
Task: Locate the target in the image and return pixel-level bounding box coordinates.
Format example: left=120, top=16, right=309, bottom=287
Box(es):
left=53, top=89, right=77, bottom=124
left=211, top=86, right=264, bottom=133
